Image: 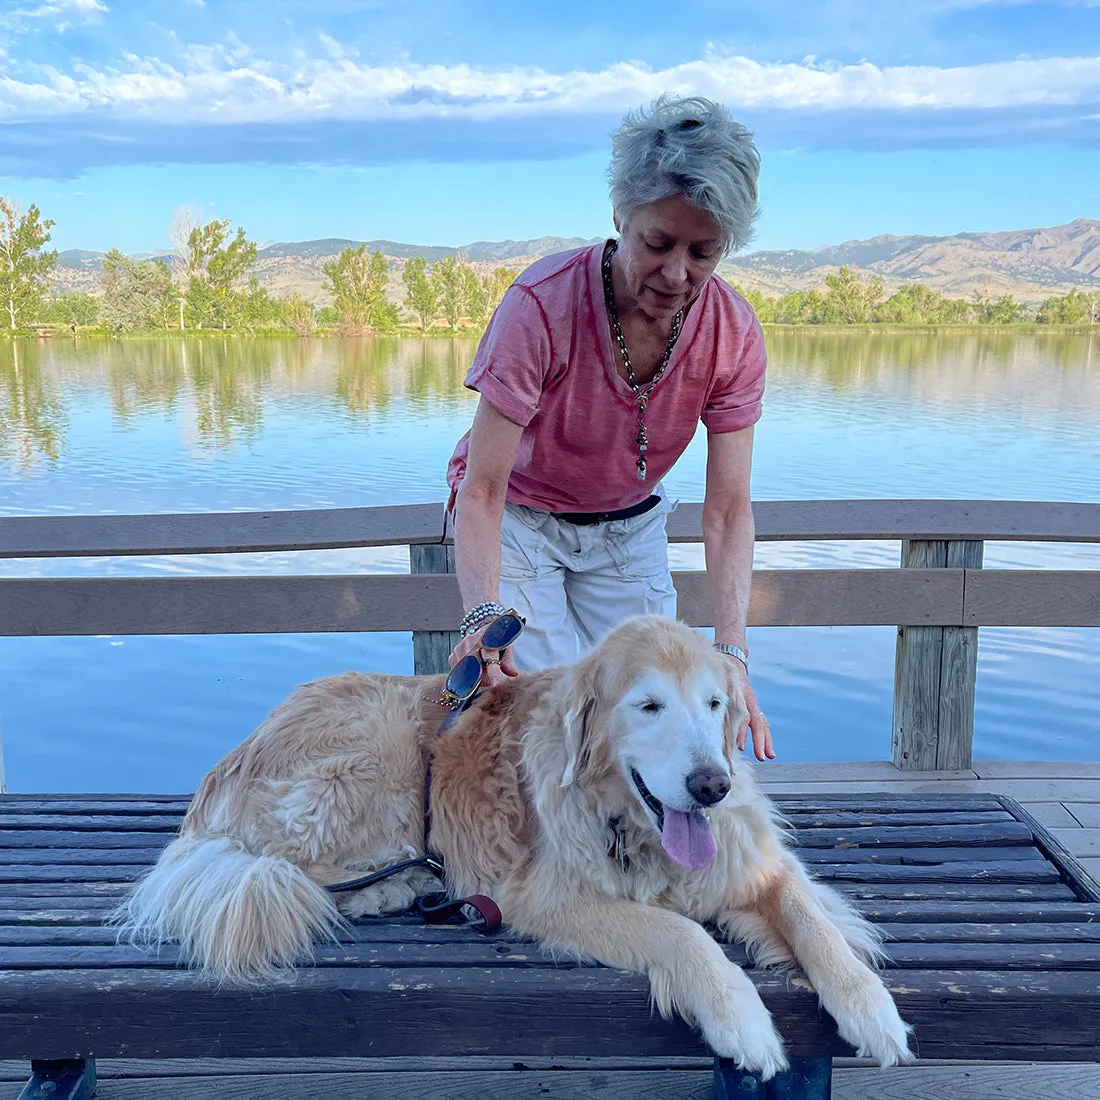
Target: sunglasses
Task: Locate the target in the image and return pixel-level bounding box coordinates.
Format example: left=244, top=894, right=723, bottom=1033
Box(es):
left=439, top=610, right=525, bottom=711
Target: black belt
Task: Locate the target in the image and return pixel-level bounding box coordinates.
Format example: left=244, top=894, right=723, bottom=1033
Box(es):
left=550, top=494, right=661, bottom=526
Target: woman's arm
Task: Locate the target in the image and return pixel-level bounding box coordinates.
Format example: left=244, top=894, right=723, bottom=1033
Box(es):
left=450, top=396, right=525, bottom=684
left=702, top=425, right=774, bottom=761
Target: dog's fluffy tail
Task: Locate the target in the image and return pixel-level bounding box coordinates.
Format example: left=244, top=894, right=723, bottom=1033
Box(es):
left=114, top=834, right=341, bottom=984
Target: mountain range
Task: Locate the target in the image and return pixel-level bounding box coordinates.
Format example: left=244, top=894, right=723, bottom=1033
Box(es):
left=50, top=220, right=1100, bottom=304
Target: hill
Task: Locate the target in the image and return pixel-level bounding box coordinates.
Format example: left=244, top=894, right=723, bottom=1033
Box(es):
left=50, top=221, right=1100, bottom=304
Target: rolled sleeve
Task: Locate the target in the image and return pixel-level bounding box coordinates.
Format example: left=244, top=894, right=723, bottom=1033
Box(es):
left=464, top=285, right=553, bottom=428
left=701, top=309, right=767, bottom=434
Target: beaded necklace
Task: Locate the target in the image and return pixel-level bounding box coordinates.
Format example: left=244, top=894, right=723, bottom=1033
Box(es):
left=601, top=240, right=684, bottom=481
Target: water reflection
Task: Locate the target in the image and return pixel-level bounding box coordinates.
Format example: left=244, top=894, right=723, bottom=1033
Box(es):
left=0, top=336, right=480, bottom=466
left=1, top=331, right=1095, bottom=470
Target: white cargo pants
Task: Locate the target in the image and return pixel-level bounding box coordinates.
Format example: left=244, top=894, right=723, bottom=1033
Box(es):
left=497, top=491, right=679, bottom=672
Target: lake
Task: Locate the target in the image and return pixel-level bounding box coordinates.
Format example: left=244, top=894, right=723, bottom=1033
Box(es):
left=1, top=330, right=1098, bottom=793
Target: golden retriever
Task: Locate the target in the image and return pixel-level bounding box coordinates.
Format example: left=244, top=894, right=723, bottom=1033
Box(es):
left=119, top=615, right=913, bottom=1079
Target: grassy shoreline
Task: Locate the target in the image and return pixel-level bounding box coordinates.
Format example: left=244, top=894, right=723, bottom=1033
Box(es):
left=6, top=322, right=1099, bottom=340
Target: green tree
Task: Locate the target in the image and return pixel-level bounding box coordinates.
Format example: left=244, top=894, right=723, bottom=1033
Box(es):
left=0, top=198, right=57, bottom=330
left=99, top=249, right=178, bottom=330
left=280, top=294, right=317, bottom=336
left=824, top=266, right=883, bottom=323
left=432, top=256, right=467, bottom=330
left=323, top=246, right=396, bottom=333
left=1037, top=290, right=1091, bottom=325
left=181, top=219, right=258, bottom=330
left=772, top=289, right=836, bottom=324
left=460, top=263, right=491, bottom=327
left=99, top=250, right=179, bottom=333
left=733, top=286, right=775, bottom=323
left=483, top=266, right=518, bottom=318
left=974, top=293, right=1022, bottom=324
left=402, top=257, right=439, bottom=333
left=41, top=292, right=99, bottom=326
left=875, top=284, right=966, bottom=324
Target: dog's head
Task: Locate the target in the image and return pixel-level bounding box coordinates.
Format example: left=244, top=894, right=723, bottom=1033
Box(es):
left=559, top=615, right=749, bottom=871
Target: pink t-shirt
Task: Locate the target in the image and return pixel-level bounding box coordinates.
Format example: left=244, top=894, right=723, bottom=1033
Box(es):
left=447, top=242, right=767, bottom=513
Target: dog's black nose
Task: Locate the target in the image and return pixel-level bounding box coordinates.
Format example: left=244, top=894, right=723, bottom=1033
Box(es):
left=686, top=767, right=730, bottom=807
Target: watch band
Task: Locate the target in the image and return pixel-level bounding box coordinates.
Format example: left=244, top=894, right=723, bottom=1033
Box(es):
left=713, top=642, right=749, bottom=669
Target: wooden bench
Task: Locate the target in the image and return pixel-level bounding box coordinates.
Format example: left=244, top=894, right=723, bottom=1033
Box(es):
left=1, top=790, right=1098, bottom=1098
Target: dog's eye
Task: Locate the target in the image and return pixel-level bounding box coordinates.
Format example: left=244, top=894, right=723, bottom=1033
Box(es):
left=708, top=697, right=722, bottom=711
left=638, top=699, right=665, bottom=714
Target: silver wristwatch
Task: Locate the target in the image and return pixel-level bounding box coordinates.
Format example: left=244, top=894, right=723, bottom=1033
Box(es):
left=713, top=642, right=749, bottom=669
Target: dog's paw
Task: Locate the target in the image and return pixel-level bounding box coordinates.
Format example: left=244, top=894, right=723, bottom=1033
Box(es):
left=339, top=875, right=420, bottom=918
left=702, top=1009, right=788, bottom=1081
left=830, top=979, right=915, bottom=1067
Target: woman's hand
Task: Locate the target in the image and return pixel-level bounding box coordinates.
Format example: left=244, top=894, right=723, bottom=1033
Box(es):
left=722, top=656, right=775, bottom=762
left=448, top=623, right=519, bottom=688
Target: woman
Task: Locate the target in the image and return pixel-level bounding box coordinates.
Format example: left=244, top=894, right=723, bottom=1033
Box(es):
left=445, top=93, right=774, bottom=762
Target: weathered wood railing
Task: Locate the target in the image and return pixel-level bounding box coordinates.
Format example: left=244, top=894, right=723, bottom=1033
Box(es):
left=1, top=499, right=1098, bottom=772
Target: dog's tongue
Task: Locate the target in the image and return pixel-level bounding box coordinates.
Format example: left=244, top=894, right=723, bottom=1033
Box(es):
left=660, top=808, right=717, bottom=869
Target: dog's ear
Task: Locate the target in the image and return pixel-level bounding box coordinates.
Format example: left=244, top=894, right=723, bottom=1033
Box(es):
left=561, top=695, right=594, bottom=788
left=561, top=665, right=600, bottom=788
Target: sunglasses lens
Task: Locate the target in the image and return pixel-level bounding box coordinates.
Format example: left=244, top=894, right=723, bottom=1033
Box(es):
left=445, top=654, right=482, bottom=700
left=481, top=613, right=524, bottom=651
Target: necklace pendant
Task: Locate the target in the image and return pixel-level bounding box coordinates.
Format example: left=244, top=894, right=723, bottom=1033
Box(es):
left=636, top=457, right=647, bottom=481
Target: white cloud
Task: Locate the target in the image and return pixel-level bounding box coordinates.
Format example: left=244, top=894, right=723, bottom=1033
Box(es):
left=16, top=0, right=108, bottom=16
left=1, top=50, right=1098, bottom=125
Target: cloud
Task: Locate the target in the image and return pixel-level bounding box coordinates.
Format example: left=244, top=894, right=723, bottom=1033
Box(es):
left=2, top=47, right=1099, bottom=176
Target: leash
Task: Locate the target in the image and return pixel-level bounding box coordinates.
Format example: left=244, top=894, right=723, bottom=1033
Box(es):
left=323, top=687, right=503, bottom=934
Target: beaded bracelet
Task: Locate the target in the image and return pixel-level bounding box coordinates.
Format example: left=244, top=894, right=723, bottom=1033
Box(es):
left=460, top=600, right=508, bottom=637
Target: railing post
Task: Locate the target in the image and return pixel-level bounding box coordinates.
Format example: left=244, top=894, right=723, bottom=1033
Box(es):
left=410, top=544, right=462, bottom=675
left=892, top=539, right=983, bottom=770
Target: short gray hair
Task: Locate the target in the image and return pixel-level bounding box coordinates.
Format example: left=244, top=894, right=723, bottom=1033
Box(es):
left=608, top=94, right=760, bottom=254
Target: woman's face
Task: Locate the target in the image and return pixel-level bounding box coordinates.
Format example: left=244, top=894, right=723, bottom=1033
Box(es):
left=612, top=194, right=725, bottom=321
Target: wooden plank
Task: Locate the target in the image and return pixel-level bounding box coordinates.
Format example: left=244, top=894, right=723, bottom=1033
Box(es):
left=963, top=570, right=1100, bottom=627
left=0, top=831, right=173, bottom=850
left=2, top=966, right=1098, bottom=1062
left=0, top=884, right=132, bottom=899
left=936, top=539, right=983, bottom=770
left=678, top=568, right=964, bottom=628
left=779, top=812, right=1014, bottom=828
left=5, top=1064, right=1100, bottom=1100
left=0, top=794, right=191, bottom=804
left=0, top=801, right=189, bottom=815
left=1067, top=804, right=1100, bottom=827
left=757, top=780, right=1100, bottom=801
left=409, top=544, right=461, bottom=677
left=0, top=569, right=967, bottom=636
left=0, top=849, right=165, bottom=866
left=770, top=774, right=985, bottom=792
left=1051, top=829, right=1100, bottom=858
left=832, top=883, right=1077, bottom=901
left=799, top=846, right=1049, bottom=863
left=878, top=922, right=1100, bottom=943
left=892, top=541, right=947, bottom=771
left=884, top=942, right=1100, bottom=969
left=0, top=815, right=180, bottom=832
left=792, top=822, right=1035, bottom=848
left=1022, top=803, right=1084, bottom=829
left=0, top=1068, right=716, bottom=1100
left=0, top=866, right=142, bottom=884
left=806, top=861, right=1059, bottom=884
left=849, top=901, right=1100, bottom=922
left=0, top=505, right=446, bottom=559
left=5, top=500, right=1096, bottom=560
left=973, top=762, right=1100, bottom=780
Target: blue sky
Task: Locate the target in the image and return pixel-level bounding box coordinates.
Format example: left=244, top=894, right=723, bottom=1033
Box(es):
left=1, top=0, right=1098, bottom=253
